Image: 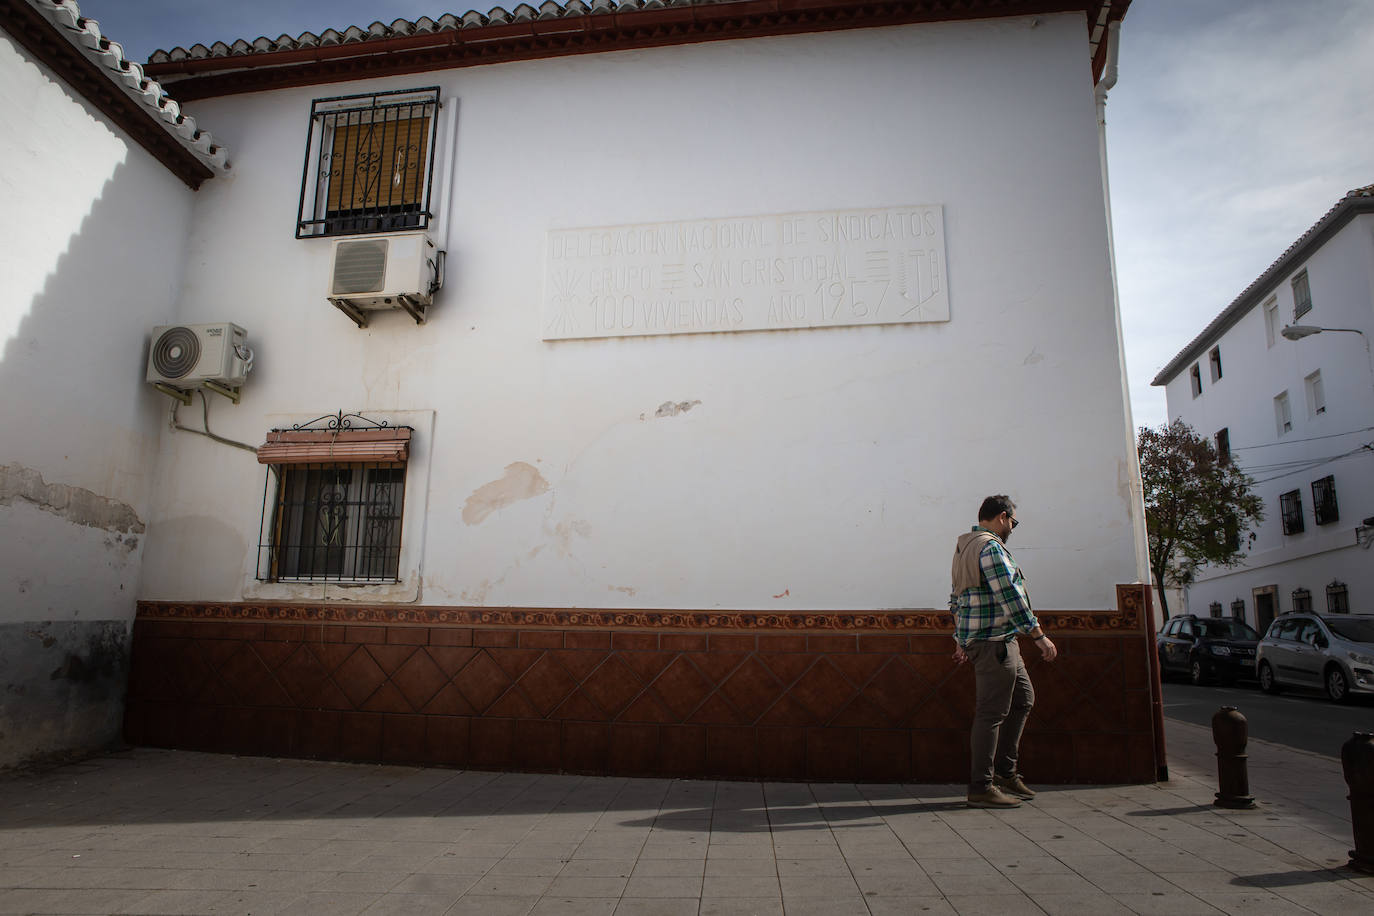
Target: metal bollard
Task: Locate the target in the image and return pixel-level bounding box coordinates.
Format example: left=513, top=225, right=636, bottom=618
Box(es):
left=1342, top=732, right=1374, bottom=873
left=1212, top=706, right=1256, bottom=809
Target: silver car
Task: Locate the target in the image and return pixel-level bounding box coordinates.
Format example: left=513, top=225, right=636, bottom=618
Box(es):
left=1256, top=613, right=1374, bottom=702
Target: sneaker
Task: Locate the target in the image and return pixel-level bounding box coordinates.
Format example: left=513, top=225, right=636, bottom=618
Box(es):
left=994, top=773, right=1036, bottom=800
left=966, top=785, right=1022, bottom=808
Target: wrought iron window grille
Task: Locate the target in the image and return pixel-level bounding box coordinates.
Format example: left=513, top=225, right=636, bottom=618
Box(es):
left=297, top=87, right=441, bottom=239
left=1291, top=588, right=1312, bottom=613
left=1209, top=602, right=1223, bottom=618
left=1279, top=489, right=1304, bottom=535
left=1326, top=580, right=1349, bottom=614
left=1292, top=269, right=1312, bottom=320
left=1311, top=475, right=1339, bottom=525
left=256, top=412, right=410, bottom=583
left=1230, top=599, right=1245, bottom=618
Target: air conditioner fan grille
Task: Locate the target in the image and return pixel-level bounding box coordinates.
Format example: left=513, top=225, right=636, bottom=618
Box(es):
left=333, top=240, right=388, bottom=295
left=152, top=326, right=201, bottom=379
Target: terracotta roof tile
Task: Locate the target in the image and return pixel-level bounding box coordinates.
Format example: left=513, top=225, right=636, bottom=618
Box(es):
left=26, top=0, right=229, bottom=174
left=147, top=0, right=1114, bottom=67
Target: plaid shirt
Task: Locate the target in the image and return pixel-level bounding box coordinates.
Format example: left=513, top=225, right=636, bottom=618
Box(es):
left=950, top=526, right=1039, bottom=646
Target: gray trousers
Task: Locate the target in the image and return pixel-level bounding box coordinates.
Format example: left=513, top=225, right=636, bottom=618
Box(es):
left=967, top=637, right=1035, bottom=792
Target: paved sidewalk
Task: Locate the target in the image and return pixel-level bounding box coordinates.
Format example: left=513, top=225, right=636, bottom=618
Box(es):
left=2, top=718, right=1372, bottom=915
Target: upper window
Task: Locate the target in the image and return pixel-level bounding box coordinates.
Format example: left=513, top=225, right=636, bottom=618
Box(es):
left=1274, top=391, right=1292, bottom=436
left=1263, top=297, right=1280, bottom=348
left=256, top=423, right=413, bottom=582
left=1214, top=428, right=1230, bottom=465
left=1291, top=269, right=1312, bottom=319
left=1279, top=489, right=1304, bottom=535
left=1305, top=370, right=1325, bottom=417
left=1190, top=364, right=1202, bottom=398
left=1208, top=346, right=1223, bottom=382
left=297, top=88, right=441, bottom=239
left=1312, top=475, right=1338, bottom=525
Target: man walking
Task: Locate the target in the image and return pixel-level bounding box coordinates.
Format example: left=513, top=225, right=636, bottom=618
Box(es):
left=950, top=495, right=1057, bottom=808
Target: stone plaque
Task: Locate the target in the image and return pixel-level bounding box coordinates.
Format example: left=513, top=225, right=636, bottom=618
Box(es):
left=542, top=205, right=948, bottom=340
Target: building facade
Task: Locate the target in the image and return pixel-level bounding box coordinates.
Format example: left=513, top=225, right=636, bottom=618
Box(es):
left=1153, top=185, right=1374, bottom=633
left=4, top=0, right=1162, bottom=781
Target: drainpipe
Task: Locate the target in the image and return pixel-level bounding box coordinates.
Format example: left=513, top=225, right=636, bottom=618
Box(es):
left=1095, top=21, right=1151, bottom=589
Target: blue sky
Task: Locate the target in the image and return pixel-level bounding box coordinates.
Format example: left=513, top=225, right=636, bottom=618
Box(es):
left=75, top=1, right=1374, bottom=429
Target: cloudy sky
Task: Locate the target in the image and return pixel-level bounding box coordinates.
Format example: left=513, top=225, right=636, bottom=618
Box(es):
left=75, top=0, right=1374, bottom=429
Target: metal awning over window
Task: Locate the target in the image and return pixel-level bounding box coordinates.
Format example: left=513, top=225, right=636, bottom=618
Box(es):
left=256, top=427, right=411, bottom=465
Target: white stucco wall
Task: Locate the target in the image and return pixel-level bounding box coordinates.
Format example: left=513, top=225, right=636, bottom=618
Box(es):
left=137, top=15, right=1144, bottom=612
left=1163, top=213, right=1374, bottom=624
left=0, top=27, right=197, bottom=764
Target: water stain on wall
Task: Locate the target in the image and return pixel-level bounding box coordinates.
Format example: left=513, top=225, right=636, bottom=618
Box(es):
left=462, top=462, right=550, bottom=525
left=1, top=620, right=131, bottom=770
left=652, top=400, right=701, bottom=418
left=0, top=463, right=144, bottom=534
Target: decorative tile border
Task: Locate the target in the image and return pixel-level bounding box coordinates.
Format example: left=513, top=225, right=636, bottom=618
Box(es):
left=137, top=593, right=1143, bottom=633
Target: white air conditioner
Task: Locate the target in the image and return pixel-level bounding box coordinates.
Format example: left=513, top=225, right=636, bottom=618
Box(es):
left=327, top=231, right=439, bottom=327
left=146, top=322, right=252, bottom=390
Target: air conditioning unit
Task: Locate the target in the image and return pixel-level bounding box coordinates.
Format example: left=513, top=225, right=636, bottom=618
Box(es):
left=327, top=231, right=439, bottom=327
left=146, top=323, right=252, bottom=392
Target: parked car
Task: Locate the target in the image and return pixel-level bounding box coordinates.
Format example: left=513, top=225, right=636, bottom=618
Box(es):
left=1157, top=615, right=1260, bottom=685
left=1256, top=613, right=1374, bottom=702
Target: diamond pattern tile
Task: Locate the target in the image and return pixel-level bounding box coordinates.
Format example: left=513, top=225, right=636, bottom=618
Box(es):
left=124, top=609, right=1162, bottom=783
left=391, top=648, right=449, bottom=711
left=452, top=651, right=512, bottom=713
left=516, top=654, right=580, bottom=716
left=650, top=655, right=714, bottom=719
left=333, top=644, right=389, bottom=708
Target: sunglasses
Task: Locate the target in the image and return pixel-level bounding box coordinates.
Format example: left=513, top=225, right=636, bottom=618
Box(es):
left=1006, top=513, right=1019, bottom=530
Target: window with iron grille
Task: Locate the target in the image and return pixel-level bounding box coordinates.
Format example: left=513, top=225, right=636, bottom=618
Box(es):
left=1189, top=363, right=1202, bottom=397
left=1208, top=346, right=1222, bottom=382
left=1279, top=489, right=1304, bottom=535
left=1311, top=475, right=1338, bottom=525
left=1291, top=588, right=1312, bottom=612
left=258, top=462, right=406, bottom=582
left=297, top=88, right=441, bottom=239
left=1291, top=269, right=1312, bottom=319
left=1327, top=581, right=1349, bottom=614
left=1209, top=602, right=1223, bottom=618
left=1230, top=599, right=1245, bottom=618
left=1215, top=427, right=1230, bottom=465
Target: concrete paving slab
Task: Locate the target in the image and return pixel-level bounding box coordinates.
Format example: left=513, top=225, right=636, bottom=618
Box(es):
left=7, top=717, right=1374, bottom=915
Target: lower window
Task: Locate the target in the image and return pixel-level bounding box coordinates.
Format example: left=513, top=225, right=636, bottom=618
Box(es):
left=260, top=462, right=405, bottom=582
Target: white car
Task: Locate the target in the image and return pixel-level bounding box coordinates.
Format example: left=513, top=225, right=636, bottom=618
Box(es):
left=1255, top=613, right=1374, bottom=702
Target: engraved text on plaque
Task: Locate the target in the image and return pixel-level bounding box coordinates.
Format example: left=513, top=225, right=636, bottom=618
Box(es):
left=542, top=205, right=948, bottom=340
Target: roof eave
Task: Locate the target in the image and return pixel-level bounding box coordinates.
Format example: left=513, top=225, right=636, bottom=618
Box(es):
left=3, top=0, right=229, bottom=188
left=1150, top=191, right=1374, bottom=387
left=143, top=0, right=1130, bottom=101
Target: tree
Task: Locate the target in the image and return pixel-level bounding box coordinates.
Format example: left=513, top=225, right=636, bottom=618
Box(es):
left=1138, top=420, right=1264, bottom=618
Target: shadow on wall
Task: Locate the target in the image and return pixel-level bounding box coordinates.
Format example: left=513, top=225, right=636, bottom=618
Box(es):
left=0, top=37, right=198, bottom=767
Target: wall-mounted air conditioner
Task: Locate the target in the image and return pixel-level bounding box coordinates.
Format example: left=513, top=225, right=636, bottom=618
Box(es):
left=328, top=231, right=440, bottom=327
left=146, top=323, right=252, bottom=399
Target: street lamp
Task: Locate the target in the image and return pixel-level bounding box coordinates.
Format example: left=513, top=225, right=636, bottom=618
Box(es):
left=1280, top=324, right=1374, bottom=393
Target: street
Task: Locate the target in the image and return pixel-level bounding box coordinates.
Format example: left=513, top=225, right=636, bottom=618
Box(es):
left=1162, top=681, right=1374, bottom=758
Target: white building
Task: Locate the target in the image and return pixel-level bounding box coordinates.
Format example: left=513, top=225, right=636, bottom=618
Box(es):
left=1153, top=185, right=1374, bottom=632
left=3, top=0, right=1158, bottom=778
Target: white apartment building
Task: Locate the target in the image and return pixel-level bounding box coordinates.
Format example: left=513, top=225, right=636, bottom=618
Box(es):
left=1154, top=185, right=1374, bottom=632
